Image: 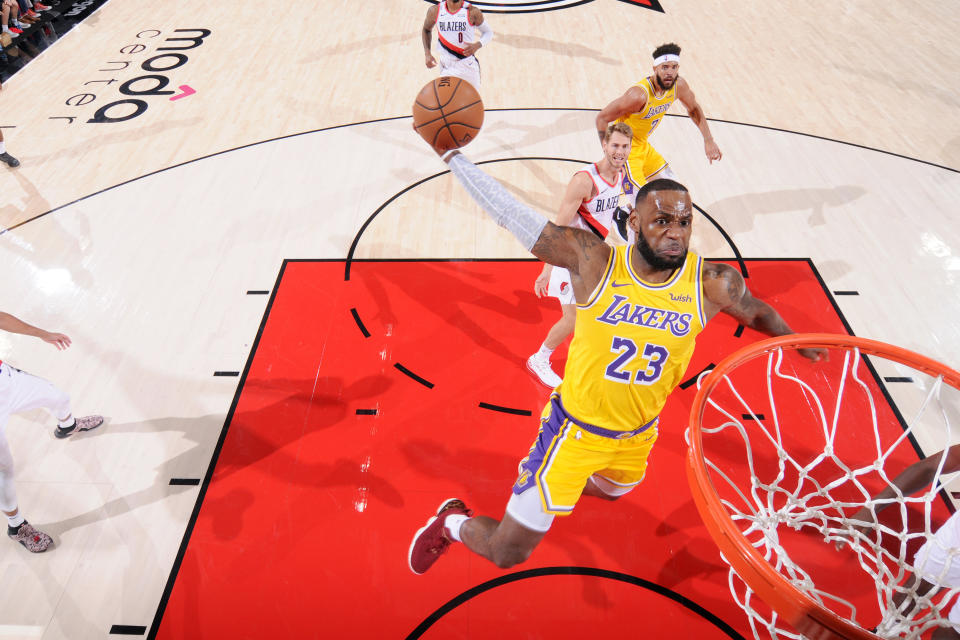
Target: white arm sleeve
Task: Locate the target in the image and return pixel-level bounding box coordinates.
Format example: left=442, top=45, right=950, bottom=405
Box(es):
left=476, top=20, right=493, bottom=46
left=444, top=152, right=548, bottom=251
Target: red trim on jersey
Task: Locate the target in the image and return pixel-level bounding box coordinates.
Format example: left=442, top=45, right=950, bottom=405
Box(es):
left=593, top=163, right=618, bottom=188
left=577, top=204, right=609, bottom=240
left=438, top=33, right=467, bottom=56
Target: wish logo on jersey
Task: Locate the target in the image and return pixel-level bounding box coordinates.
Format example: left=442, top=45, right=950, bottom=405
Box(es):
left=421, top=0, right=663, bottom=15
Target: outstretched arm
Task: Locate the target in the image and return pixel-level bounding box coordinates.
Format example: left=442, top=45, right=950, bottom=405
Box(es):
left=0, top=311, right=72, bottom=350
left=595, top=86, right=645, bottom=145
left=442, top=151, right=610, bottom=284
left=701, top=262, right=825, bottom=361
left=852, top=446, right=960, bottom=524
left=675, top=78, right=721, bottom=163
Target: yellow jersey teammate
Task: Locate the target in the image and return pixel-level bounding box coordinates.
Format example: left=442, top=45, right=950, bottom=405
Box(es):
left=409, top=145, right=825, bottom=575
left=596, top=43, right=722, bottom=206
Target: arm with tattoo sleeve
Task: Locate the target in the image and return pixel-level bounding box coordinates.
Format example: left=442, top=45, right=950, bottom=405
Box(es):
left=703, top=262, right=825, bottom=361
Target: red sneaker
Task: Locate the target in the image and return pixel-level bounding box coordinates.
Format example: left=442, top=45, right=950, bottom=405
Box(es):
left=34, top=3, right=51, bottom=11
left=408, top=498, right=472, bottom=575
left=8, top=27, right=23, bottom=34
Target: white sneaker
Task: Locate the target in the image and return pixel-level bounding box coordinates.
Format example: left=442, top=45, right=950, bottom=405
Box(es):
left=526, top=354, right=562, bottom=388
left=2, top=28, right=18, bottom=39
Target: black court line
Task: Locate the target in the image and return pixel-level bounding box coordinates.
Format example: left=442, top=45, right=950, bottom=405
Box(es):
left=833, top=291, right=860, bottom=296
left=7, top=107, right=955, bottom=234
left=213, top=371, right=239, bottom=377
left=424, top=0, right=599, bottom=14
left=345, top=158, right=744, bottom=282
left=246, top=290, right=270, bottom=295
left=109, top=626, right=146, bottom=635
left=680, top=364, right=716, bottom=390
left=694, top=203, right=747, bottom=277
left=884, top=376, right=914, bottom=383
left=662, top=112, right=959, bottom=175
left=148, top=260, right=289, bottom=639
left=350, top=307, right=371, bottom=337
left=741, top=414, right=765, bottom=421
left=168, top=478, right=201, bottom=486
left=479, top=402, right=533, bottom=416
left=406, top=566, right=745, bottom=640
left=356, top=409, right=378, bottom=415
left=615, top=0, right=664, bottom=11
left=394, top=363, right=435, bottom=389
left=805, top=260, right=945, bottom=510
left=734, top=324, right=745, bottom=338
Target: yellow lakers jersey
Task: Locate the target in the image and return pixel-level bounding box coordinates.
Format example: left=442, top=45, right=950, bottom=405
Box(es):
left=616, top=77, right=677, bottom=144
left=559, top=245, right=705, bottom=430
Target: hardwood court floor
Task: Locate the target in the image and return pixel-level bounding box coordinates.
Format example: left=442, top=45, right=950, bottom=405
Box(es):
left=0, top=1, right=958, bottom=637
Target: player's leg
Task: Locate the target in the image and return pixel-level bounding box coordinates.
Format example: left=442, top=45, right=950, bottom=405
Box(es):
left=528, top=268, right=575, bottom=388
left=642, top=144, right=675, bottom=184
left=0, top=368, right=53, bottom=552
left=542, top=303, right=575, bottom=351
left=409, top=395, right=604, bottom=573
left=4, top=365, right=102, bottom=437
left=438, top=57, right=481, bottom=92
left=0, top=125, right=19, bottom=168
left=585, top=425, right=659, bottom=501
left=459, top=506, right=547, bottom=569
left=646, top=163, right=679, bottom=183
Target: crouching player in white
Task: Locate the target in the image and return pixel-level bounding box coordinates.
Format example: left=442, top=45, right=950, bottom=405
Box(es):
left=527, top=122, right=632, bottom=388
left=0, top=311, right=103, bottom=552
left=846, top=446, right=960, bottom=638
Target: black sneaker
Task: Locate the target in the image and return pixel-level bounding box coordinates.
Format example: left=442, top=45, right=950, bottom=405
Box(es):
left=0, top=152, right=19, bottom=168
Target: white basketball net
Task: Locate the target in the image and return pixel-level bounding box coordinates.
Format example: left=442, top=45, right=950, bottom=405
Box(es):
left=689, top=344, right=960, bottom=639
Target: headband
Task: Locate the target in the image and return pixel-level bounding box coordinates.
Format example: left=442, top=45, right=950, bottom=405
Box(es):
left=653, top=54, right=679, bottom=66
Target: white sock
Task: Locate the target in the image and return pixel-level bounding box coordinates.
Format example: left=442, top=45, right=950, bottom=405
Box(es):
left=58, top=417, right=75, bottom=429
left=444, top=514, right=469, bottom=542
left=0, top=141, right=5, bottom=153
left=7, top=513, right=24, bottom=528
left=536, top=343, right=554, bottom=360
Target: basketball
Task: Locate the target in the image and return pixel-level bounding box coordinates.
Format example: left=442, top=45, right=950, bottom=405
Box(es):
left=412, top=77, right=484, bottom=153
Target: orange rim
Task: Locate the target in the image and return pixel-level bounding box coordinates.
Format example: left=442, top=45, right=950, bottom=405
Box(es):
left=686, top=333, right=960, bottom=640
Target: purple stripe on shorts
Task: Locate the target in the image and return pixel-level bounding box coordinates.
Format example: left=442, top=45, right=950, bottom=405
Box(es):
left=512, top=400, right=568, bottom=496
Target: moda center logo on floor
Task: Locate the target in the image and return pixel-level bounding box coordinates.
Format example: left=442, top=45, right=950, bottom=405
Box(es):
left=421, top=0, right=663, bottom=14
left=47, top=28, right=211, bottom=125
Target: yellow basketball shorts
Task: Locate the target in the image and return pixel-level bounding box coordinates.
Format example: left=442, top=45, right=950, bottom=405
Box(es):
left=511, top=393, right=659, bottom=516
left=622, top=140, right=668, bottom=196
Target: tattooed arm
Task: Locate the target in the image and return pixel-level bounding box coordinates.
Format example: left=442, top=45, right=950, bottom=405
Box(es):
left=701, top=262, right=826, bottom=362
left=443, top=150, right=612, bottom=300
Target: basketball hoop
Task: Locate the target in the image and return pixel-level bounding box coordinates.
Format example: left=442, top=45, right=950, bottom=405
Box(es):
left=686, top=334, right=960, bottom=640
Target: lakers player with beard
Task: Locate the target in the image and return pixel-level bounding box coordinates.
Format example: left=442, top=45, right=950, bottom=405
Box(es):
left=596, top=43, right=722, bottom=206
left=408, top=146, right=826, bottom=575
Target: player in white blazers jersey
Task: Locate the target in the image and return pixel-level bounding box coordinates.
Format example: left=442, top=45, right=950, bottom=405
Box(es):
left=421, top=0, right=493, bottom=90
left=526, top=123, right=633, bottom=388
left=0, top=310, right=103, bottom=553
left=844, top=446, right=960, bottom=637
